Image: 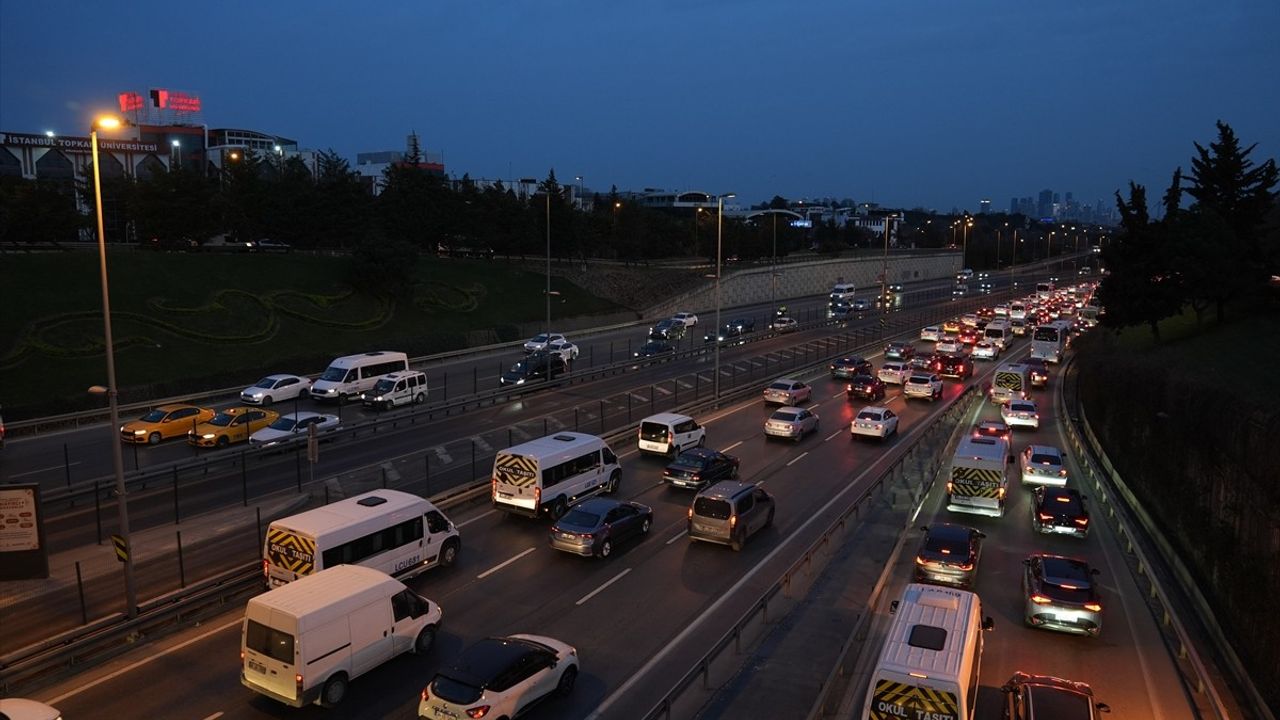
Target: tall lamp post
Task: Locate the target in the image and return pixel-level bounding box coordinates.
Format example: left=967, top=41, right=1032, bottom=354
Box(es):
left=713, top=193, right=735, bottom=404
left=171, top=139, right=181, bottom=169
left=545, top=188, right=552, bottom=336
left=961, top=217, right=974, bottom=268
left=90, top=115, right=137, bottom=618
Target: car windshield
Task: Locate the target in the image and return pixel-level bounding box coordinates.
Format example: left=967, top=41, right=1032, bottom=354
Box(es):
left=768, top=382, right=793, bottom=390
left=559, top=509, right=601, bottom=528
left=140, top=410, right=168, bottom=422
left=268, top=417, right=298, bottom=431
left=530, top=334, right=549, bottom=343
left=373, top=379, right=396, bottom=394
left=770, top=410, right=799, bottom=422
left=431, top=674, right=484, bottom=705
left=857, top=411, right=882, bottom=421
left=254, top=378, right=277, bottom=389
left=319, top=366, right=346, bottom=382
left=207, top=413, right=234, bottom=427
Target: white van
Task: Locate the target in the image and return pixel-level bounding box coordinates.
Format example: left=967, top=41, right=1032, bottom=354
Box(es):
left=638, top=413, right=706, bottom=456
left=360, top=370, right=428, bottom=410
left=492, top=432, right=621, bottom=519
left=983, top=320, right=1012, bottom=350
left=263, top=489, right=459, bottom=587
left=241, top=565, right=442, bottom=708
left=990, top=363, right=1031, bottom=405
left=862, top=583, right=992, bottom=720
left=309, top=351, right=409, bottom=402
left=947, top=435, right=1010, bottom=517
left=830, top=283, right=858, bottom=303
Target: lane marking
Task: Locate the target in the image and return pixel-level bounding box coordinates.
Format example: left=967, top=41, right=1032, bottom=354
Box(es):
left=666, top=530, right=688, bottom=545
left=469, top=435, right=493, bottom=453
left=476, top=547, right=535, bottom=579
left=830, top=391, right=845, bottom=399
left=630, top=392, right=648, bottom=402
left=824, top=429, right=844, bottom=442
left=655, top=386, right=673, bottom=396
left=7, top=462, right=82, bottom=479
left=575, top=568, right=633, bottom=606
left=678, top=380, right=694, bottom=389
left=785, top=451, right=809, bottom=467
left=458, top=509, right=496, bottom=527
left=202, top=714, right=224, bottom=720
left=722, top=440, right=744, bottom=452
left=44, top=616, right=242, bottom=705
left=432, top=446, right=453, bottom=465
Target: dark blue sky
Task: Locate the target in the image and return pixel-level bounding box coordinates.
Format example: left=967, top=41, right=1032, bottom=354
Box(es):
left=3, top=0, right=1277, bottom=212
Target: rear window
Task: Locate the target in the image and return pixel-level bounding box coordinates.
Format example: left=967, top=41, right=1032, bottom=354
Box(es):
left=560, top=509, right=600, bottom=527
left=431, top=674, right=484, bottom=705
left=768, top=382, right=793, bottom=390
left=770, top=410, right=799, bottom=422
left=1026, top=686, right=1093, bottom=717
left=908, top=375, right=931, bottom=384
left=640, top=422, right=670, bottom=441
left=245, top=619, right=294, bottom=663
left=693, top=497, right=731, bottom=520
left=857, top=411, right=881, bottom=421
left=924, top=534, right=968, bottom=556
left=1030, top=453, right=1060, bottom=465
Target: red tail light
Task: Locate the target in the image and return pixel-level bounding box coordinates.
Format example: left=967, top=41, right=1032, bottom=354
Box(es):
left=1030, top=593, right=1052, bottom=605
left=1037, top=512, right=1053, bottom=522
left=687, top=507, right=693, bottom=520
left=262, top=558, right=269, bottom=579
left=466, top=706, right=492, bottom=718
left=729, top=514, right=737, bottom=529
left=296, top=673, right=304, bottom=695
left=668, top=431, right=675, bottom=444
left=1084, top=602, right=1103, bottom=612
left=421, top=686, right=431, bottom=702
left=1074, top=517, right=1090, bottom=526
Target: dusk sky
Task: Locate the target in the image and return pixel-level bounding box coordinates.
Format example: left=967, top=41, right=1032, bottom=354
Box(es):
left=3, top=0, right=1277, bottom=213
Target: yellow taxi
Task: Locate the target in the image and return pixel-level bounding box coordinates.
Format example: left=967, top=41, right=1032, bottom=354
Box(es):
left=187, top=407, right=280, bottom=448
left=942, top=319, right=962, bottom=334
left=121, top=404, right=215, bottom=445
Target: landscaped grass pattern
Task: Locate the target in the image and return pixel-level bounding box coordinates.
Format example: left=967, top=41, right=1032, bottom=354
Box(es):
left=0, top=252, right=620, bottom=418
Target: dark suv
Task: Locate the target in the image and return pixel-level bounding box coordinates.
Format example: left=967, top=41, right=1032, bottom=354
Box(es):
left=846, top=374, right=886, bottom=401
left=937, top=353, right=973, bottom=379
left=830, top=356, right=872, bottom=379
left=1001, top=672, right=1110, bottom=719
left=500, top=352, right=567, bottom=386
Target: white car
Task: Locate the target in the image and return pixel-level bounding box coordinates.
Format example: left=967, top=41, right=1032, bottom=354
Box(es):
left=903, top=373, right=943, bottom=401
left=936, top=337, right=963, bottom=354
left=248, top=412, right=340, bottom=447
left=763, top=378, right=811, bottom=404
left=764, top=406, right=819, bottom=441
left=961, top=314, right=980, bottom=327
left=523, top=332, right=565, bottom=353
left=851, top=298, right=873, bottom=311
left=418, top=634, right=578, bottom=720
left=1002, top=399, right=1040, bottom=430
left=851, top=407, right=898, bottom=440
left=1021, top=445, right=1068, bottom=486
left=919, top=326, right=942, bottom=342
left=993, top=304, right=1010, bottom=317
left=972, top=341, right=1000, bottom=361
left=877, top=361, right=912, bottom=385
left=0, top=699, right=61, bottom=720
left=546, top=339, right=579, bottom=361
left=771, top=317, right=799, bottom=332
left=671, top=312, right=699, bottom=326
left=240, top=374, right=312, bottom=405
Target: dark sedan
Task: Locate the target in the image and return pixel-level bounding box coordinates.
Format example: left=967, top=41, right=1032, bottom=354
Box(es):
left=830, top=356, right=873, bottom=379
left=846, top=374, right=886, bottom=402
left=500, top=352, right=567, bottom=386
left=1024, top=357, right=1050, bottom=387
left=704, top=318, right=756, bottom=343
left=549, top=497, right=653, bottom=558
left=634, top=340, right=675, bottom=361
left=650, top=319, right=686, bottom=341
left=885, top=342, right=915, bottom=361
left=1033, top=486, right=1090, bottom=539
left=937, top=353, right=973, bottom=379
left=663, top=448, right=740, bottom=490
left=909, top=352, right=939, bottom=373
left=914, top=523, right=985, bottom=589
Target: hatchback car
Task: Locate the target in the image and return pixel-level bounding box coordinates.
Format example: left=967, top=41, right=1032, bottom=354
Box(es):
left=846, top=374, right=886, bottom=402
left=1021, top=445, right=1068, bottom=486
left=523, top=332, right=565, bottom=353
left=884, top=341, right=915, bottom=361
left=1001, top=672, right=1111, bottom=719
left=935, top=336, right=963, bottom=354
left=650, top=319, right=686, bottom=341
left=764, top=406, right=819, bottom=441
left=418, top=635, right=578, bottom=719
left=633, top=339, right=675, bottom=362
left=903, top=373, right=943, bottom=401
left=1023, top=554, right=1103, bottom=636
left=830, top=356, right=872, bottom=379
left=972, top=341, right=1000, bottom=360
left=914, top=523, right=985, bottom=589
left=546, top=339, right=579, bottom=362
left=549, top=497, right=653, bottom=558
left=1003, top=399, right=1040, bottom=429
left=919, top=326, right=942, bottom=342
left=763, top=379, right=811, bottom=405
left=248, top=412, right=341, bottom=447
left=936, top=353, right=972, bottom=379
left=771, top=317, right=799, bottom=332
left=188, top=407, right=279, bottom=448
left=687, top=481, right=775, bottom=551
left=663, top=448, right=740, bottom=490
left=1024, top=357, right=1050, bottom=387
left=851, top=407, right=898, bottom=440
left=877, top=361, right=912, bottom=385
left=240, top=374, right=311, bottom=405
left=1033, top=486, right=1091, bottom=539
left=942, top=319, right=962, bottom=333
left=958, top=328, right=980, bottom=345
left=974, top=419, right=1012, bottom=444
left=909, top=353, right=939, bottom=373
left=120, top=404, right=216, bottom=445
left=671, top=311, right=699, bottom=326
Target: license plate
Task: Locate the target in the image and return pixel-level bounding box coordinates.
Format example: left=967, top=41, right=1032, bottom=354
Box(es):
left=497, top=492, right=512, bottom=499
left=248, top=659, right=266, bottom=673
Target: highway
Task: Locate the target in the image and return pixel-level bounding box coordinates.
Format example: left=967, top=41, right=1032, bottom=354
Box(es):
left=24, top=286, right=1194, bottom=720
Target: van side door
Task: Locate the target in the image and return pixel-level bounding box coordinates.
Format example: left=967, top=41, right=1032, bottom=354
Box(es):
left=423, top=510, right=450, bottom=565
left=390, top=589, right=425, bottom=656
left=348, top=599, right=395, bottom=677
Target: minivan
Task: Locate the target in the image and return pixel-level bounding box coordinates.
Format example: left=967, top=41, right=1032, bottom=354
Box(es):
left=687, top=481, right=774, bottom=551
left=360, top=371, right=428, bottom=410
left=310, top=351, right=409, bottom=402
left=638, top=413, right=705, bottom=456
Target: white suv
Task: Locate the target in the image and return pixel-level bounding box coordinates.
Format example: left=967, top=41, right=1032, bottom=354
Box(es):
left=419, top=635, right=578, bottom=719
left=638, top=413, right=705, bottom=456
left=672, top=312, right=699, bottom=326
left=877, top=361, right=911, bottom=385
left=903, top=374, right=943, bottom=401
left=1002, top=399, right=1040, bottom=429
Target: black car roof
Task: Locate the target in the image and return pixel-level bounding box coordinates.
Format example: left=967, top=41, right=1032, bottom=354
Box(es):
left=927, top=524, right=976, bottom=542
left=674, top=447, right=717, bottom=461
left=444, top=637, right=548, bottom=687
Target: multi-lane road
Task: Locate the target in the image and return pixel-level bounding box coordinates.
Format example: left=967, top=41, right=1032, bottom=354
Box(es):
left=23, top=286, right=1197, bottom=720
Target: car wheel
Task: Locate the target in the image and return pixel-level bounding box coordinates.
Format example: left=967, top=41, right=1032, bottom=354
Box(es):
left=765, top=508, right=775, bottom=528
left=148, top=432, right=161, bottom=445
left=414, top=392, right=425, bottom=404
left=217, top=435, right=230, bottom=448
left=605, top=471, right=621, bottom=494
left=556, top=665, right=578, bottom=697
left=262, top=395, right=273, bottom=406
left=440, top=539, right=459, bottom=568
left=321, top=674, right=348, bottom=707
left=641, top=517, right=652, bottom=534
left=730, top=530, right=744, bottom=552
left=597, top=538, right=614, bottom=558
left=414, top=626, right=436, bottom=654
left=698, top=435, right=706, bottom=447
left=549, top=497, right=568, bottom=520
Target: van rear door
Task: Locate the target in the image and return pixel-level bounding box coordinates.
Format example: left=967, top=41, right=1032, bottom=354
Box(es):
left=242, top=610, right=299, bottom=703
left=493, top=452, right=540, bottom=513
left=869, top=676, right=960, bottom=720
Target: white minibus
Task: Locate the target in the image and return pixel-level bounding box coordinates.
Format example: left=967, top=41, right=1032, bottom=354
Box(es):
left=310, top=351, right=409, bottom=402
left=492, top=432, right=621, bottom=519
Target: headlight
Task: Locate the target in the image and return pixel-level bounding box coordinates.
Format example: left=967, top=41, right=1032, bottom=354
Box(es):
left=516, top=379, right=525, bottom=385
left=249, top=392, right=262, bottom=399
left=133, top=429, right=146, bottom=435
left=202, top=433, right=215, bottom=439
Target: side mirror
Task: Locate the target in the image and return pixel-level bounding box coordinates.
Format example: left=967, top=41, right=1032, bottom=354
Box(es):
left=981, top=616, right=995, bottom=631
left=1096, top=703, right=1111, bottom=714
left=976, top=531, right=987, bottom=539
left=889, top=600, right=899, bottom=615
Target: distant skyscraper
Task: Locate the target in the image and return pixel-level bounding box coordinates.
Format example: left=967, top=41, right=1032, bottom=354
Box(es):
left=1010, top=197, right=1019, bottom=214
left=1037, top=189, right=1053, bottom=218
left=979, top=199, right=991, bottom=214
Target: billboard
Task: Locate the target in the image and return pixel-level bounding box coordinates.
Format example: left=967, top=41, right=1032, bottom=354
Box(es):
left=0, top=484, right=49, bottom=580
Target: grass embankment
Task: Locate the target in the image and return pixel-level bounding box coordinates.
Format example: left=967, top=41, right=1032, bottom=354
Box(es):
left=0, top=252, right=624, bottom=419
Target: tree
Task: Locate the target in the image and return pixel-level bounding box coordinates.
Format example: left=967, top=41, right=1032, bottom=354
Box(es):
left=1096, top=183, right=1182, bottom=340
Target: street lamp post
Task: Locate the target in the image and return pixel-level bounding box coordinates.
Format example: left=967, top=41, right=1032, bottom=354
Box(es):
left=171, top=139, right=181, bottom=169
left=90, top=115, right=137, bottom=618
left=545, top=189, right=551, bottom=337
left=961, top=217, right=974, bottom=268
left=770, top=212, right=778, bottom=310
left=714, top=193, right=735, bottom=404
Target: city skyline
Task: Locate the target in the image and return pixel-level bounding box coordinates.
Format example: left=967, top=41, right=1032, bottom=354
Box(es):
left=2, top=1, right=1277, bottom=212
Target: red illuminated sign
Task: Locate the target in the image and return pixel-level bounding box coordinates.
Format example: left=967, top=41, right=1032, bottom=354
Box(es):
left=118, top=92, right=144, bottom=112
left=149, top=88, right=202, bottom=113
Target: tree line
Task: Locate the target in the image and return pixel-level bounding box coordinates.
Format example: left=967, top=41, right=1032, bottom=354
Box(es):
left=1098, top=121, right=1279, bottom=336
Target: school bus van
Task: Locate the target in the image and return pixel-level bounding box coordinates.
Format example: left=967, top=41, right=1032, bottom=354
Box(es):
left=863, top=583, right=993, bottom=720
left=946, top=436, right=1011, bottom=517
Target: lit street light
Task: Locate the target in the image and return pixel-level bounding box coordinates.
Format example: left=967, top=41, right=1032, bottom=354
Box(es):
left=90, top=114, right=137, bottom=618
left=171, top=139, right=181, bottom=168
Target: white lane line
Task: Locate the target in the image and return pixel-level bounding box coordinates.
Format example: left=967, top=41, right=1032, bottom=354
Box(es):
left=719, top=368, right=732, bottom=376
left=678, top=380, right=694, bottom=389
left=751, top=359, right=765, bottom=367
left=476, top=547, right=535, bottom=579
left=458, top=509, right=497, bottom=527
left=469, top=435, right=493, bottom=453
left=201, top=714, right=225, bottom=720
left=655, top=386, right=673, bottom=396
left=7, top=462, right=82, bottom=479
left=44, top=616, right=242, bottom=705
left=432, top=446, right=453, bottom=465
left=830, top=391, right=845, bottom=399
left=630, top=392, right=648, bottom=402
left=722, top=440, right=744, bottom=452
left=547, top=415, right=567, bottom=430
left=575, top=568, right=632, bottom=606
left=785, top=451, right=809, bottom=467
left=824, top=429, right=844, bottom=442
left=665, top=530, right=688, bottom=545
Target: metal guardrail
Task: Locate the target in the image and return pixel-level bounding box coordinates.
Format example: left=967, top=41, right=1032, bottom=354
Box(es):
left=1061, top=357, right=1267, bottom=720
left=640, top=386, right=981, bottom=720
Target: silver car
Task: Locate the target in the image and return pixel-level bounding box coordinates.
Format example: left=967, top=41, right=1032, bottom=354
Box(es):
left=764, top=406, right=819, bottom=442
left=1020, top=445, right=1068, bottom=486
left=1023, top=554, right=1103, bottom=637
left=903, top=373, right=943, bottom=401
left=763, top=378, right=811, bottom=405
left=1002, top=399, right=1040, bottom=429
